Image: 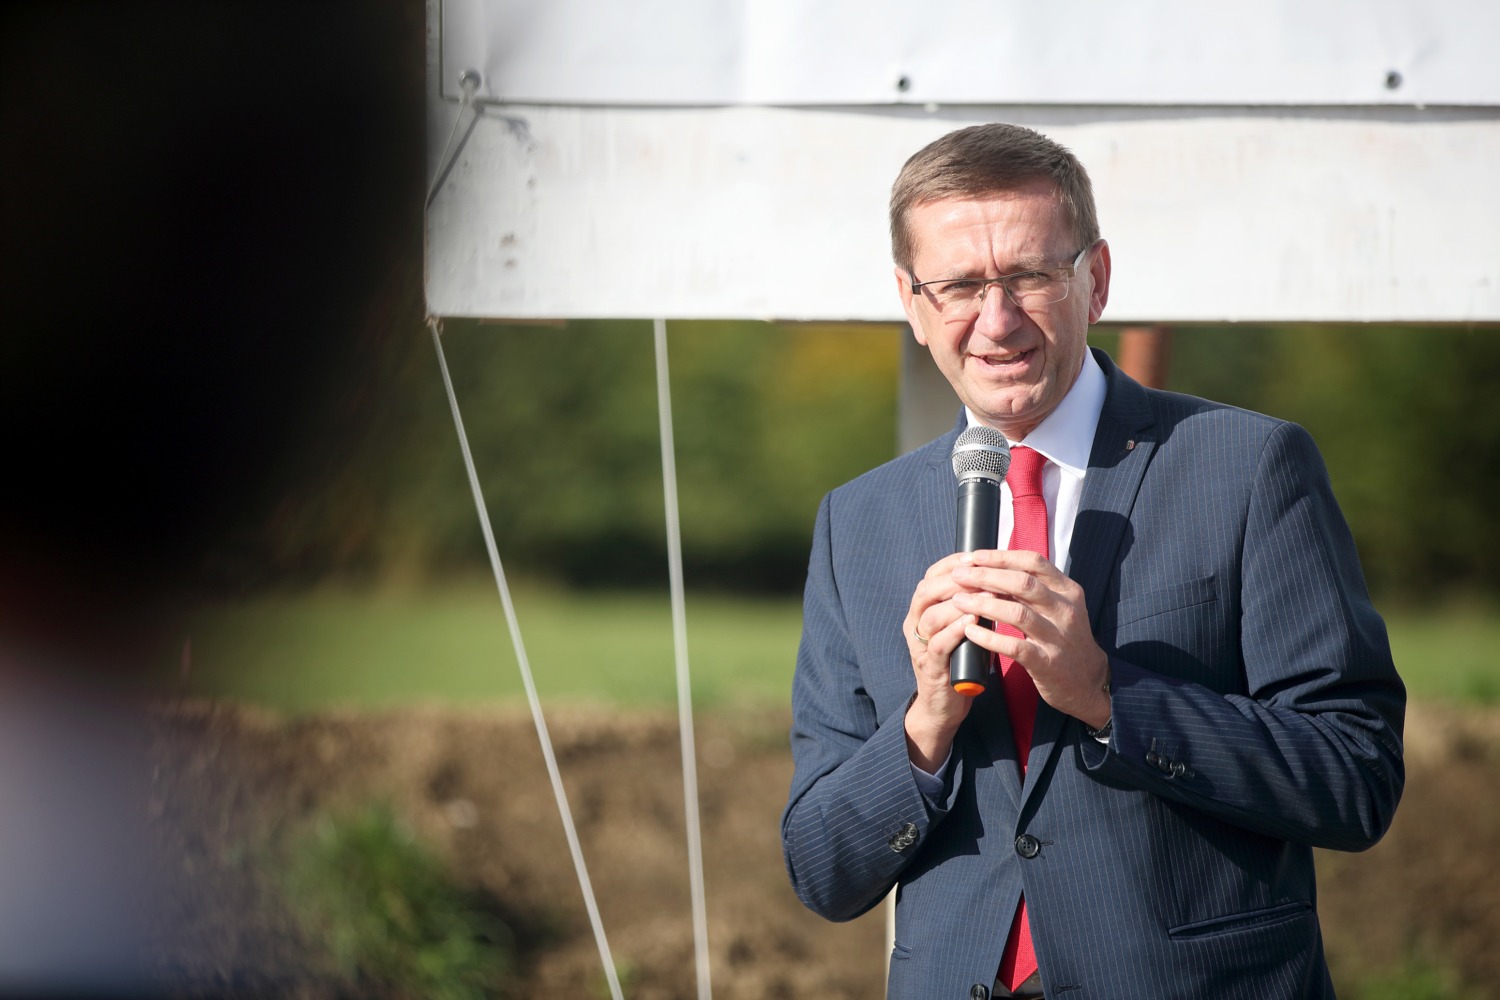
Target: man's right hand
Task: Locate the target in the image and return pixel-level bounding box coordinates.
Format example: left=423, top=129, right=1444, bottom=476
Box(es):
left=902, top=551, right=983, bottom=772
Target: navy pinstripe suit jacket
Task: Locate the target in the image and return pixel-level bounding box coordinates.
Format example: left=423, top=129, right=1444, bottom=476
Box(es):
left=781, top=349, right=1405, bottom=1000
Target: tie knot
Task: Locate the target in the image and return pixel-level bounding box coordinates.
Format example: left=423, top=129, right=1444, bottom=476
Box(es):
left=1007, top=446, right=1047, bottom=499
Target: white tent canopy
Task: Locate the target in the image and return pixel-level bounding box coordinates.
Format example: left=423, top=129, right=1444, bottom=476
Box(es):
left=426, top=0, right=1500, bottom=325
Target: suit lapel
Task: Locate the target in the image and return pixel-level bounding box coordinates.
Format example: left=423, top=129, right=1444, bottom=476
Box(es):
left=1069, top=352, right=1158, bottom=629
left=1021, top=351, right=1157, bottom=806
left=915, top=428, right=957, bottom=570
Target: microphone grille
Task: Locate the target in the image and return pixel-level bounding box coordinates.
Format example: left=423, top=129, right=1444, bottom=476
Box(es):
left=951, top=425, right=1011, bottom=482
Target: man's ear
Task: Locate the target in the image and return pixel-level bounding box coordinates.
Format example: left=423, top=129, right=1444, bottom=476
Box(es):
left=1087, top=240, right=1112, bottom=324
left=895, top=266, right=928, bottom=344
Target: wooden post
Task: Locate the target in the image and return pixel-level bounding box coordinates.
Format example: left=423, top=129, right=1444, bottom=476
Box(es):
left=1116, top=325, right=1174, bottom=389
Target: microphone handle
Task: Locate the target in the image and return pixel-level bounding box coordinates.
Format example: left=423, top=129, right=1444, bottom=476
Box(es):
left=951, top=477, right=1000, bottom=696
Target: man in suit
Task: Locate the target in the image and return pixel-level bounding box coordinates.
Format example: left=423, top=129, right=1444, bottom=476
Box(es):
left=780, top=123, right=1405, bottom=999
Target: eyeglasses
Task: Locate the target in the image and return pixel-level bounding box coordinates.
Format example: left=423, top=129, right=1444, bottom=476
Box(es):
left=909, top=243, right=1096, bottom=315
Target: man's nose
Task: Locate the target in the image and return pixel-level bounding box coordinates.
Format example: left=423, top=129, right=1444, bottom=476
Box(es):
left=973, top=282, right=1024, bottom=337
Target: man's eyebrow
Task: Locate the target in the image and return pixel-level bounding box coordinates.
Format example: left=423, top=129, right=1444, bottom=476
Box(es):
left=930, top=256, right=1050, bottom=280
left=924, top=252, right=1065, bottom=280
left=1000, top=253, right=1059, bottom=273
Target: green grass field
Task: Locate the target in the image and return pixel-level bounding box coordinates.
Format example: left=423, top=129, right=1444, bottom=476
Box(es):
left=164, top=581, right=1499, bottom=713
left=1382, top=602, right=1500, bottom=706
left=169, top=580, right=806, bottom=713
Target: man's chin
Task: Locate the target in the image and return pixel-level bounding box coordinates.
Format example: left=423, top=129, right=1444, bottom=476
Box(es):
left=964, top=391, right=1049, bottom=438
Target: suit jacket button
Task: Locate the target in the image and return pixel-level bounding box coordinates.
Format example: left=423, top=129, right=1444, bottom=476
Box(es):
left=1015, top=834, right=1041, bottom=859
left=969, top=984, right=990, bottom=1000
left=888, top=822, right=919, bottom=852
left=1145, top=751, right=1161, bottom=767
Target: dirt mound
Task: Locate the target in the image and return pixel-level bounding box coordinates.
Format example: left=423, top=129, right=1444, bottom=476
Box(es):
left=144, top=700, right=1500, bottom=998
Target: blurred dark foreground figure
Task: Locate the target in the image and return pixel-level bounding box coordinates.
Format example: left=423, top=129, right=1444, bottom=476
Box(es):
left=1, top=1, right=420, bottom=993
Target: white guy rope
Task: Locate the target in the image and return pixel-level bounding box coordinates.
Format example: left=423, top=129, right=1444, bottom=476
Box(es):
left=429, top=319, right=625, bottom=1000
left=653, top=317, right=714, bottom=999
left=425, top=70, right=478, bottom=209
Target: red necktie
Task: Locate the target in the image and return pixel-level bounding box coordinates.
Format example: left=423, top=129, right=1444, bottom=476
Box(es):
left=996, top=445, right=1047, bottom=991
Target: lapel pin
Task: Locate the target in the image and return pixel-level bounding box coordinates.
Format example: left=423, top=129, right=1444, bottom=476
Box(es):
left=1126, top=439, right=1136, bottom=450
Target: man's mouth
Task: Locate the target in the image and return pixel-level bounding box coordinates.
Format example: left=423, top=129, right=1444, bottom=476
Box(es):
left=971, top=348, right=1032, bottom=369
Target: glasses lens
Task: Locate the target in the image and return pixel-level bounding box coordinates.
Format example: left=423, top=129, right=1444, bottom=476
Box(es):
left=924, top=281, right=981, bottom=312
left=1008, top=273, right=1071, bottom=307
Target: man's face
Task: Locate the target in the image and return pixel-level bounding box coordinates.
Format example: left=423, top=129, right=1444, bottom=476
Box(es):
left=896, top=180, right=1110, bottom=440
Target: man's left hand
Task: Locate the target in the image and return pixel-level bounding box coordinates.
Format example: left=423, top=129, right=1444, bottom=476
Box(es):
left=950, top=549, right=1112, bottom=729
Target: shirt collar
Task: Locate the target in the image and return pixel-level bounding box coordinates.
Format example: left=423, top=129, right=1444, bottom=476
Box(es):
left=965, top=348, right=1106, bottom=478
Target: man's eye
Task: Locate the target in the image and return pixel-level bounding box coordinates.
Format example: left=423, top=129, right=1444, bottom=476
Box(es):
left=937, top=280, right=982, bottom=296
left=1007, top=271, right=1053, bottom=291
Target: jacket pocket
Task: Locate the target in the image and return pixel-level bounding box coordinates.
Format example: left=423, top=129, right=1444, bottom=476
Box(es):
left=1112, top=574, right=1218, bottom=629
left=1167, top=899, right=1312, bottom=939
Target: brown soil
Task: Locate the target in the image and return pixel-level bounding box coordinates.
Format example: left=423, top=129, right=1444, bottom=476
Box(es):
left=143, top=700, right=1500, bottom=999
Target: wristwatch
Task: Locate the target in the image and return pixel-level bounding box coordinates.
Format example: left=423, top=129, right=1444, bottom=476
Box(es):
left=1085, top=670, right=1112, bottom=742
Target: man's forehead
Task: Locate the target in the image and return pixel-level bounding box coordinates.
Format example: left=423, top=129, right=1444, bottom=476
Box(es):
left=908, top=189, right=1072, bottom=270
left=910, top=185, right=1065, bottom=225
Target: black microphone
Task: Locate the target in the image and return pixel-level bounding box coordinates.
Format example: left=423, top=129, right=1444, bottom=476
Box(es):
left=949, top=426, right=1011, bottom=697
